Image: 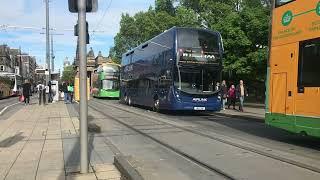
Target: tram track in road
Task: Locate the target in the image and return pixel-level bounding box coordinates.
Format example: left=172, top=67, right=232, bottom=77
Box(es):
left=90, top=99, right=320, bottom=175
left=88, top=100, right=237, bottom=180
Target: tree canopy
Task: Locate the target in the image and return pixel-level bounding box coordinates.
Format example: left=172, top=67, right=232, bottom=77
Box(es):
left=109, top=0, right=271, bottom=83
left=61, top=65, right=76, bottom=84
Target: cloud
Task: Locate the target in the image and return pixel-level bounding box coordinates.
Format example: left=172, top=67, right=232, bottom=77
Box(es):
left=0, top=0, right=25, bottom=20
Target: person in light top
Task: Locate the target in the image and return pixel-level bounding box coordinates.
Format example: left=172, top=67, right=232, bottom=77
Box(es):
left=236, top=80, right=248, bottom=112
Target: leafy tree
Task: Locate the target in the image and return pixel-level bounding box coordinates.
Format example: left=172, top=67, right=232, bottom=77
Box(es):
left=109, top=0, right=270, bottom=91
left=179, top=0, right=201, bottom=12
left=175, top=6, right=200, bottom=27
left=155, top=0, right=175, bottom=15
left=61, top=65, right=76, bottom=84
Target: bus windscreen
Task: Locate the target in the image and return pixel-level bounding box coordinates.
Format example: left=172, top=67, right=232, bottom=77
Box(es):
left=174, top=66, right=220, bottom=95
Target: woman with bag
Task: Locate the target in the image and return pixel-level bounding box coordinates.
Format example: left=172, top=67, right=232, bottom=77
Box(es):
left=227, top=84, right=236, bottom=110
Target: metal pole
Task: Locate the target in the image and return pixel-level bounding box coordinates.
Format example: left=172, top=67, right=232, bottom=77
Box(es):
left=51, top=34, right=54, bottom=73
left=45, top=0, right=50, bottom=83
left=78, top=0, right=88, bottom=173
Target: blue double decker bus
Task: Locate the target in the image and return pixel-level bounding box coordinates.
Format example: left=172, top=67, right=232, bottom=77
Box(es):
left=120, top=27, right=224, bottom=111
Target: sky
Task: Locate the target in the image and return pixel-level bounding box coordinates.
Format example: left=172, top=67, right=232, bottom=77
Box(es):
left=0, top=0, right=153, bottom=73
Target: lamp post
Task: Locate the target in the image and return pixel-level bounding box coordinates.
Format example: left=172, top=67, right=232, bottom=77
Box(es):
left=45, top=0, right=50, bottom=87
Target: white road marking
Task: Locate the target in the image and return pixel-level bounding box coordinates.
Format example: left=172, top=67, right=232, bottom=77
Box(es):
left=0, top=102, right=21, bottom=116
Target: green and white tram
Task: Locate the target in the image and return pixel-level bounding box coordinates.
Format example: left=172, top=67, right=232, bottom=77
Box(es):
left=92, top=63, right=120, bottom=98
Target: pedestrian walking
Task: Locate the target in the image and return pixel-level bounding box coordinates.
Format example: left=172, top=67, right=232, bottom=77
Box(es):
left=22, top=80, right=31, bottom=105
left=227, top=84, right=236, bottom=110
left=61, top=82, right=69, bottom=103
left=48, top=81, right=53, bottom=103
left=67, top=83, right=74, bottom=103
left=220, top=80, right=228, bottom=110
left=236, top=80, right=248, bottom=112
left=36, top=82, right=45, bottom=105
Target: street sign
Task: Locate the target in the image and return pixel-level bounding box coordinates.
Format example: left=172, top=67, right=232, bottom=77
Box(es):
left=35, top=69, right=46, bottom=74
left=68, top=0, right=98, bottom=13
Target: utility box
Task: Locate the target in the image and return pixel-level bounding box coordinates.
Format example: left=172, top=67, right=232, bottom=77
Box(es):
left=74, top=77, right=90, bottom=101
left=50, top=80, right=59, bottom=102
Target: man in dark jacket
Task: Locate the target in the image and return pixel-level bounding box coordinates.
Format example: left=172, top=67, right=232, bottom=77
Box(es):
left=220, top=80, right=228, bottom=110
left=236, top=80, right=248, bottom=112
left=48, top=81, right=52, bottom=103
left=22, top=80, right=31, bottom=105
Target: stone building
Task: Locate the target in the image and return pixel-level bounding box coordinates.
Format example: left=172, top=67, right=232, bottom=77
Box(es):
left=9, top=48, right=22, bottom=76
left=0, top=45, right=14, bottom=73
left=95, top=51, right=111, bottom=66
left=63, top=57, right=71, bottom=68
left=21, top=54, right=37, bottom=83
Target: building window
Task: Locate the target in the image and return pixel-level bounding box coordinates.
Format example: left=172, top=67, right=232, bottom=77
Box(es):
left=0, top=65, right=4, bottom=71
left=298, top=38, right=320, bottom=88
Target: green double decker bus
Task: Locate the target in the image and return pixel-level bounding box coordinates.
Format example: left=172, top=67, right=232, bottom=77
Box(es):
left=92, top=63, right=120, bottom=98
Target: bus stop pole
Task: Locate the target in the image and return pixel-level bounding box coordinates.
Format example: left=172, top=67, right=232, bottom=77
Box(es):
left=78, top=0, right=88, bottom=173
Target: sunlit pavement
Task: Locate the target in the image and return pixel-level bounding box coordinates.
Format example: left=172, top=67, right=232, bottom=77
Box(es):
left=217, top=106, right=265, bottom=120
left=70, top=99, right=320, bottom=180
left=0, top=100, right=120, bottom=180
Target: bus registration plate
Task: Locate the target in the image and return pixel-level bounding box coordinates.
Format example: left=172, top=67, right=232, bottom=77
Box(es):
left=194, top=107, right=205, bottom=111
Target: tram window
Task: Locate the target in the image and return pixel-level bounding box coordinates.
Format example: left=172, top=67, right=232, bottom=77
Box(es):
left=298, top=38, right=320, bottom=87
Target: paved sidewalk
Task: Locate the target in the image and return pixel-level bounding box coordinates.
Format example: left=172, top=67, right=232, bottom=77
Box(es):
left=217, top=106, right=265, bottom=121
left=0, top=101, right=121, bottom=180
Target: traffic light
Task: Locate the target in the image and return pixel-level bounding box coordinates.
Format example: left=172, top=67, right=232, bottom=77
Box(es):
left=74, top=21, right=90, bottom=44
left=68, top=0, right=98, bottom=13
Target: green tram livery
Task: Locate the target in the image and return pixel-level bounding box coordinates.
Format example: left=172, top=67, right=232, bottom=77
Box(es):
left=92, top=63, right=120, bottom=98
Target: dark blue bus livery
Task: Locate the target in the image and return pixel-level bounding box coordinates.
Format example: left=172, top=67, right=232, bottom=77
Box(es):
left=120, top=27, right=224, bottom=111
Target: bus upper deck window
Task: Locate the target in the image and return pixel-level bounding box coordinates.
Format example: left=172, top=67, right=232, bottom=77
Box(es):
left=276, top=0, right=295, bottom=8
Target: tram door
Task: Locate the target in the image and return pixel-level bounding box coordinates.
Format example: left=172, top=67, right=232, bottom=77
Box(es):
left=270, top=43, right=296, bottom=115
left=271, top=73, right=287, bottom=114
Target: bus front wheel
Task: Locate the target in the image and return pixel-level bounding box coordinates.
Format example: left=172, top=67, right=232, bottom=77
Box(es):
left=128, top=96, right=132, bottom=106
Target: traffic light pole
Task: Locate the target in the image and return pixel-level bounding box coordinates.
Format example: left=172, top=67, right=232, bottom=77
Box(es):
left=78, top=0, right=89, bottom=173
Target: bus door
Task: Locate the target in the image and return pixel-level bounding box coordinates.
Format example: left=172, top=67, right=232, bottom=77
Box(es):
left=270, top=43, right=296, bottom=116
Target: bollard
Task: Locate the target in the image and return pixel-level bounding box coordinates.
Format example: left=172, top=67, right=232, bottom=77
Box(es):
left=39, top=89, right=42, bottom=105
left=42, top=89, right=46, bottom=105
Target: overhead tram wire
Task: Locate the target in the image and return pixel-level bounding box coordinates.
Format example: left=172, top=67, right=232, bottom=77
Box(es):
left=90, top=0, right=113, bottom=41
left=0, top=24, right=105, bottom=33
